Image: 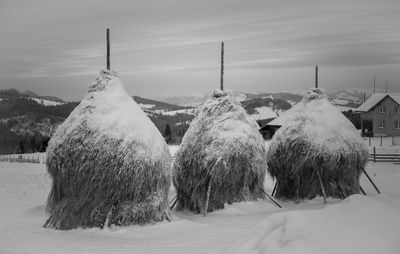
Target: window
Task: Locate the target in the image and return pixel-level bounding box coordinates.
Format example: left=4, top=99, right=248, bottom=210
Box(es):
left=379, top=106, right=386, bottom=113
left=379, top=120, right=386, bottom=128
left=396, top=107, right=400, bottom=113
left=396, top=121, right=400, bottom=129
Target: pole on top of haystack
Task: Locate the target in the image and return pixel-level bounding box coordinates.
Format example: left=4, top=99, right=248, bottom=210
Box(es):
left=106, top=28, right=110, bottom=70
left=315, top=65, right=318, bottom=88
left=220, top=42, right=224, bottom=90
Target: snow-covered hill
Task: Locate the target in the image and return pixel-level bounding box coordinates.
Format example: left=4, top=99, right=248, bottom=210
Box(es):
left=0, top=88, right=65, bottom=106
left=30, top=98, right=63, bottom=106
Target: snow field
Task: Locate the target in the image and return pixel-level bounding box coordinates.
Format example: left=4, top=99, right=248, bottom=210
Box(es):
left=0, top=145, right=399, bottom=253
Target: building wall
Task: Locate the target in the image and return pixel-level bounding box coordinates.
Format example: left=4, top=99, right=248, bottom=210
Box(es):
left=361, top=97, right=400, bottom=136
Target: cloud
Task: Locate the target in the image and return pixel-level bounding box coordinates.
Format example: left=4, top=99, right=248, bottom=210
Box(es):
left=1, top=0, right=400, bottom=100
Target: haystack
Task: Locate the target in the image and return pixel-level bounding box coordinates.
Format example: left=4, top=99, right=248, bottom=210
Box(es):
left=173, top=89, right=267, bottom=213
left=45, top=70, right=171, bottom=230
left=267, top=88, right=369, bottom=200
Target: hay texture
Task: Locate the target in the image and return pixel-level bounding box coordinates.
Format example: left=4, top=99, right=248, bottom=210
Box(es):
left=173, top=89, right=267, bottom=213
left=45, top=70, right=171, bottom=230
left=267, top=88, right=369, bottom=200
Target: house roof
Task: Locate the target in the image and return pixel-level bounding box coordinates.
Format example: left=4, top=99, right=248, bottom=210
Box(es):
left=259, top=106, right=297, bottom=130
left=357, top=93, right=400, bottom=112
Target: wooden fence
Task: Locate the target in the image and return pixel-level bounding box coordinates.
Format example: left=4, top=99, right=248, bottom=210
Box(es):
left=0, top=154, right=45, bottom=164
left=369, top=147, right=400, bottom=163
left=364, top=136, right=400, bottom=147
left=1, top=151, right=397, bottom=164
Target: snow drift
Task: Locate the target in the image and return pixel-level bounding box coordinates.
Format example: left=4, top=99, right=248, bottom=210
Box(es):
left=267, top=88, right=369, bottom=200
left=173, top=89, right=267, bottom=213
left=45, top=70, right=171, bottom=230
left=234, top=195, right=400, bottom=254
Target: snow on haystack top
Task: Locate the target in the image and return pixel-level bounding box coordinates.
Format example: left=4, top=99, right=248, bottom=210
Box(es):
left=212, top=89, right=233, bottom=98
left=49, top=70, right=167, bottom=160
left=270, top=88, right=366, bottom=153
left=182, top=88, right=265, bottom=160
left=252, top=107, right=277, bottom=121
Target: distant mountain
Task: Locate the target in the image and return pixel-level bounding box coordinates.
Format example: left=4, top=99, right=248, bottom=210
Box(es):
left=0, top=87, right=365, bottom=154
left=327, top=89, right=370, bottom=104
left=0, top=88, right=65, bottom=104
left=157, top=91, right=303, bottom=107
left=22, top=90, right=39, bottom=97
left=133, top=96, right=189, bottom=111
left=155, top=94, right=210, bottom=107
left=0, top=89, right=195, bottom=154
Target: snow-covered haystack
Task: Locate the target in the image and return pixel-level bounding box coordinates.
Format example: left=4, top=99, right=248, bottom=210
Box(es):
left=267, top=88, right=368, bottom=200
left=44, top=70, right=171, bottom=230
left=173, top=89, right=267, bottom=213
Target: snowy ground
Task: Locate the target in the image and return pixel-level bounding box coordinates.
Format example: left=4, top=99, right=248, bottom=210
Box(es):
left=0, top=147, right=399, bottom=253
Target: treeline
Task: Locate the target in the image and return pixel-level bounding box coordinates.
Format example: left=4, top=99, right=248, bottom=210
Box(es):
left=0, top=124, right=50, bottom=154
left=0, top=97, right=78, bottom=121
left=241, top=97, right=292, bottom=114
left=342, top=110, right=361, bottom=129
left=149, top=113, right=193, bottom=144
left=0, top=97, right=193, bottom=154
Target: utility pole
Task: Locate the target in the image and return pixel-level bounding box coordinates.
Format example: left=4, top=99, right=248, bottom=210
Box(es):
left=385, top=80, right=388, bottom=93
left=220, top=42, right=224, bottom=90
left=373, top=76, right=376, bottom=93
left=106, top=28, right=110, bottom=70
left=315, top=65, right=318, bottom=88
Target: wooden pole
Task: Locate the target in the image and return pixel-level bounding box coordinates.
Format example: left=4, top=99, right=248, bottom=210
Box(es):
left=260, top=188, right=283, bottom=208
left=362, top=168, right=381, bottom=194
left=336, top=183, right=345, bottom=199
left=220, top=42, right=224, bottom=90
left=170, top=196, right=178, bottom=210
left=169, top=195, right=177, bottom=206
left=361, top=118, right=364, bottom=137
left=106, top=28, right=110, bottom=70
left=203, top=180, right=212, bottom=216
left=315, top=65, right=318, bottom=88
left=317, top=171, right=327, bottom=204
left=360, top=186, right=367, bottom=195
left=271, top=182, right=277, bottom=197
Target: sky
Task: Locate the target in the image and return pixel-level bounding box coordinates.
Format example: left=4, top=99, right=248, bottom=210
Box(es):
left=0, top=0, right=400, bottom=101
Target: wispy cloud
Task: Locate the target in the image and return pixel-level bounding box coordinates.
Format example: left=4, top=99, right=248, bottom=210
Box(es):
left=1, top=0, right=400, bottom=99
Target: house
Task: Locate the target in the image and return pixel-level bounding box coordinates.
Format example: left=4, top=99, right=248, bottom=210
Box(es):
left=357, top=93, right=400, bottom=137
left=259, top=110, right=294, bottom=139
left=258, top=117, right=278, bottom=139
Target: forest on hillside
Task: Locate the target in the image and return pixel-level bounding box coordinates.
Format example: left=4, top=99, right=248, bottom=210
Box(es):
left=0, top=91, right=361, bottom=155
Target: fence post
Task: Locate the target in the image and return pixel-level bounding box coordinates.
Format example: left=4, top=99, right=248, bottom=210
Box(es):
left=369, top=137, right=371, bottom=146
left=380, top=136, right=383, bottom=147
left=373, top=147, right=376, bottom=163
left=392, top=136, right=394, bottom=146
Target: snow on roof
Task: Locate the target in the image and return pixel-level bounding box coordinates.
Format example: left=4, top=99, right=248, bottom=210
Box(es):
left=252, top=106, right=277, bottom=121
left=357, top=93, right=400, bottom=112
left=31, top=97, right=63, bottom=106
left=265, top=110, right=289, bottom=127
